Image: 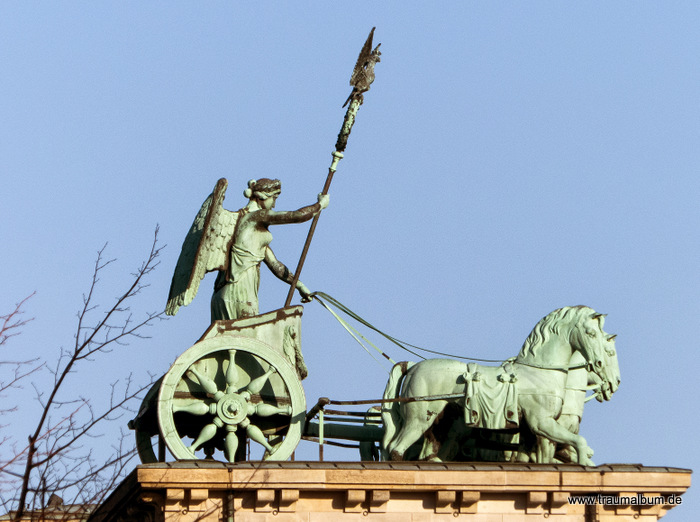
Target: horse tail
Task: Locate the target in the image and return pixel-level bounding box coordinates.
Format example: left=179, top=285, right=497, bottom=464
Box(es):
left=380, top=361, right=415, bottom=460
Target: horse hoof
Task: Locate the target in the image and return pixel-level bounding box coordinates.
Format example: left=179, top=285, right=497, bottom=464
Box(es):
left=390, top=450, right=404, bottom=462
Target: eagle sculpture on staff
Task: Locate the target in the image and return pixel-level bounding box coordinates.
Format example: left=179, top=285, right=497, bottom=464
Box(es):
left=342, top=27, right=381, bottom=108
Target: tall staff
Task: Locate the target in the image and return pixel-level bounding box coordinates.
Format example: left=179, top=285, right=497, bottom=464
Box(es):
left=285, top=28, right=382, bottom=307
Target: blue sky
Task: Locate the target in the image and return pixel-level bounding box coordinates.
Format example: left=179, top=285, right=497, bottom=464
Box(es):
left=1, top=3, right=697, bottom=518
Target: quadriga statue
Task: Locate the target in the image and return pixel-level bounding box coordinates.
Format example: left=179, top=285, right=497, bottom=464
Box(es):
left=381, top=306, right=620, bottom=465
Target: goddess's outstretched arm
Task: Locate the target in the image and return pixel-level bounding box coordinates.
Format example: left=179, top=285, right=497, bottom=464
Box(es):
left=258, top=193, right=329, bottom=225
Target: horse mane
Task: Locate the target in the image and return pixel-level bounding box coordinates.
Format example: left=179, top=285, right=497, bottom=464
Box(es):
left=517, top=305, right=594, bottom=360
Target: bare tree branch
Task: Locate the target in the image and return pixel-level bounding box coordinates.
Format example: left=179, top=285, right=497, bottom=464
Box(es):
left=0, top=294, right=41, bottom=417
left=0, top=294, right=41, bottom=501
left=0, top=294, right=35, bottom=348
left=1, top=227, right=165, bottom=521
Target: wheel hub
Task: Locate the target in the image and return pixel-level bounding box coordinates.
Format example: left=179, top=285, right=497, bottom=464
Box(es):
left=216, top=393, right=248, bottom=425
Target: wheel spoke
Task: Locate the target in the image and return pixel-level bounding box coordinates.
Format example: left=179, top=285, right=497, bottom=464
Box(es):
left=246, top=422, right=274, bottom=454
left=187, top=366, right=223, bottom=400
left=224, top=428, right=238, bottom=462
left=255, top=403, right=292, bottom=417
left=190, top=422, right=220, bottom=452
left=172, top=399, right=213, bottom=416
left=245, top=367, right=276, bottom=396
left=225, top=349, right=239, bottom=393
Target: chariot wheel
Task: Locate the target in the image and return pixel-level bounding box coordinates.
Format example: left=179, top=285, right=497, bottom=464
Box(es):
left=129, top=377, right=163, bottom=464
left=157, top=335, right=305, bottom=462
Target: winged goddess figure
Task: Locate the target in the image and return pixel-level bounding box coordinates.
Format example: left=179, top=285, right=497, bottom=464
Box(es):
left=166, top=178, right=329, bottom=322
left=342, top=27, right=382, bottom=108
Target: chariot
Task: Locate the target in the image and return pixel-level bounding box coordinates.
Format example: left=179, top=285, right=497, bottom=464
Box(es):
left=129, top=305, right=384, bottom=464
left=131, top=307, right=306, bottom=463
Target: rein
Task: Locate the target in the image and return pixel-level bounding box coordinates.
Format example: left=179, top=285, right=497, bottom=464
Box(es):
left=311, top=291, right=506, bottom=365
left=514, top=360, right=590, bottom=373
left=312, top=291, right=602, bottom=377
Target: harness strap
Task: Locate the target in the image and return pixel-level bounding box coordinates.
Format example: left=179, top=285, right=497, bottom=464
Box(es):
left=314, top=295, right=396, bottom=370
left=516, top=361, right=590, bottom=372
left=312, top=292, right=596, bottom=374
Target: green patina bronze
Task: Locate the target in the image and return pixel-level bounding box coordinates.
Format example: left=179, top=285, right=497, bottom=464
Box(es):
left=130, top=28, right=623, bottom=466
left=381, top=307, right=620, bottom=465
left=165, top=178, right=327, bottom=322
left=133, top=307, right=306, bottom=463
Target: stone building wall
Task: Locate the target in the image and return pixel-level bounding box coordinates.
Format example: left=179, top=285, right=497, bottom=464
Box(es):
left=89, top=462, right=691, bottom=522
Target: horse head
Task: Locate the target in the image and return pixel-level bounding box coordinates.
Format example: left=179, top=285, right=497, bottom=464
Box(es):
left=599, top=333, right=620, bottom=400
left=572, top=312, right=620, bottom=401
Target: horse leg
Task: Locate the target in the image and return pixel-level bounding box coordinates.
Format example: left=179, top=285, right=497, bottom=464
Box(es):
left=526, top=414, right=593, bottom=466
left=388, top=419, right=433, bottom=461
left=537, top=436, right=556, bottom=463
left=388, top=402, right=444, bottom=461
left=418, top=429, right=441, bottom=461
left=555, top=414, right=589, bottom=464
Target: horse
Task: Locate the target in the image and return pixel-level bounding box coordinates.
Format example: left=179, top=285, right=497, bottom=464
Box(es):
left=381, top=306, right=619, bottom=465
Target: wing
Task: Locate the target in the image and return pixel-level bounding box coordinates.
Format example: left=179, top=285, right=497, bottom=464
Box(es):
left=165, top=178, right=238, bottom=316
left=349, top=27, right=375, bottom=87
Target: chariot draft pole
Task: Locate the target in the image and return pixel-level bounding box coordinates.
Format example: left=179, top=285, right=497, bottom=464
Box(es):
left=284, top=28, right=381, bottom=307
